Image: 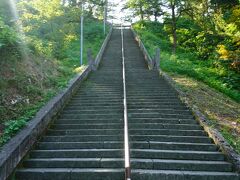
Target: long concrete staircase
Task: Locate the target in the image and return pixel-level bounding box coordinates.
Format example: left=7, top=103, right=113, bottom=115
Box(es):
left=123, top=29, right=239, bottom=179
left=14, top=28, right=239, bottom=180
left=15, top=29, right=125, bottom=180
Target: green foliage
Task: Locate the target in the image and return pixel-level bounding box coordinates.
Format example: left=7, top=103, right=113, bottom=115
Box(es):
left=0, top=0, right=12, bottom=23
left=126, top=0, right=163, bottom=21
left=134, top=21, right=171, bottom=52
left=193, top=31, right=223, bottom=60
left=133, top=21, right=240, bottom=102
left=84, top=20, right=105, bottom=41
left=0, top=119, right=26, bottom=146
left=221, top=127, right=240, bottom=154
left=0, top=102, right=44, bottom=147
left=0, top=0, right=109, bottom=147
left=0, top=17, right=19, bottom=52
left=126, top=0, right=145, bottom=20
left=127, top=0, right=240, bottom=71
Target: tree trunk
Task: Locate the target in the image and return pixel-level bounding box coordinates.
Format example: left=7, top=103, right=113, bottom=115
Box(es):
left=172, top=28, right=177, bottom=54
left=154, top=12, right=157, bottom=22
left=140, top=6, right=144, bottom=21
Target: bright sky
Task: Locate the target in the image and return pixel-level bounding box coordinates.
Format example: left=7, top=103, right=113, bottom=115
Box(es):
left=107, top=0, right=163, bottom=24
left=108, top=0, right=134, bottom=25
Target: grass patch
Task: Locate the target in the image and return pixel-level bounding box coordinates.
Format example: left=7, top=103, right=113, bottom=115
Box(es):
left=221, top=128, right=240, bottom=153
left=169, top=74, right=240, bottom=153
left=0, top=119, right=26, bottom=145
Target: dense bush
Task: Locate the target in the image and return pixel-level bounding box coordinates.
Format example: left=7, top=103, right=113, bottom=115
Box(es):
left=0, top=18, right=19, bottom=54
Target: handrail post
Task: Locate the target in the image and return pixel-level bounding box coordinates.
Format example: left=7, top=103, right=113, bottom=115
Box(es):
left=87, top=48, right=96, bottom=71
left=155, top=48, right=160, bottom=71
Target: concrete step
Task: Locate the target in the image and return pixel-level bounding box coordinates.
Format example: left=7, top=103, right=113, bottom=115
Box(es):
left=77, top=90, right=122, bottom=93
left=37, top=141, right=123, bottom=150
left=62, top=109, right=123, bottom=114
left=55, top=119, right=123, bottom=124
left=127, top=98, right=182, bottom=103
left=128, top=96, right=180, bottom=100
left=130, top=141, right=217, bottom=151
left=79, top=86, right=122, bottom=90
left=127, top=95, right=179, bottom=99
left=127, top=92, right=177, bottom=95
left=126, top=88, right=176, bottom=92
left=131, top=149, right=224, bottom=161
left=64, top=106, right=122, bottom=111
left=42, top=135, right=124, bottom=142
left=130, top=135, right=212, bottom=143
left=128, top=104, right=188, bottom=109
left=84, top=80, right=122, bottom=83
left=128, top=109, right=192, bottom=115
left=47, top=129, right=123, bottom=136
left=74, top=93, right=122, bottom=97
left=131, top=159, right=232, bottom=172
left=127, top=90, right=177, bottom=94
left=60, top=113, right=122, bottom=119
left=69, top=98, right=123, bottom=102
left=128, top=102, right=184, bottom=106
left=30, top=149, right=123, bottom=158
left=131, top=169, right=239, bottom=180
left=15, top=168, right=124, bottom=180
left=129, top=123, right=201, bottom=130
left=77, top=88, right=121, bottom=91
left=128, top=118, right=197, bottom=124
left=75, top=93, right=122, bottom=97
left=23, top=158, right=124, bottom=168
left=51, top=124, right=123, bottom=130
left=128, top=113, right=193, bottom=119
left=66, top=102, right=122, bottom=106
left=128, top=106, right=189, bottom=110
left=70, top=96, right=122, bottom=99
left=129, top=129, right=206, bottom=136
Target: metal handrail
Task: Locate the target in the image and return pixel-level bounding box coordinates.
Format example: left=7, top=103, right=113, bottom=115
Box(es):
left=121, top=26, right=131, bottom=180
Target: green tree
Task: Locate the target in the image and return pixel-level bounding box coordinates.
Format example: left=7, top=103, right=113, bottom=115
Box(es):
left=144, top=0, right=164, bottom=21
left=162, top=0, right=192, bottom=54
left=126, top=0, right=146, bottom=20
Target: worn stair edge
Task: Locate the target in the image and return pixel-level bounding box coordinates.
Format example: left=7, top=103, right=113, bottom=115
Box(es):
left=131, top=27, right=240, bottom=173
left=15, top=168, right=125, bottom=180
left=131, top=169, right=239, bottom=180
left=0, top=28, right=113, bottom=180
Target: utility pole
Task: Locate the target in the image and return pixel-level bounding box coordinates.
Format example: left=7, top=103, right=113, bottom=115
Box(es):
left=104, top=0, right=108, bottom=35
left=80, top=1, right=84, bottom=66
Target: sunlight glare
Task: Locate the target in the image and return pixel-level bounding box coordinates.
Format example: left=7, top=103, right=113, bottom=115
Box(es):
left=8, top=0, right=28, bottom=59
